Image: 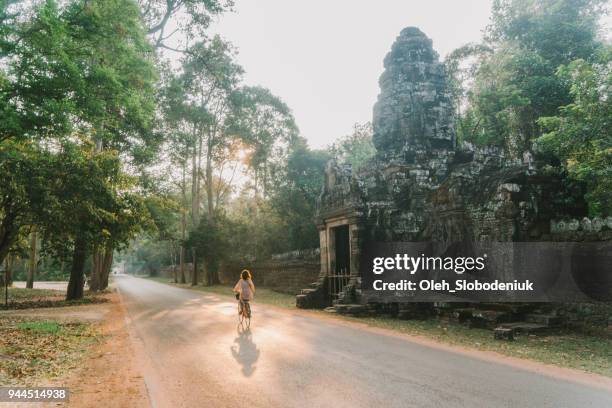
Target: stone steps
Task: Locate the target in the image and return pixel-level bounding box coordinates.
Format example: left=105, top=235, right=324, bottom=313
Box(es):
left=446, top=307, right=514, bottom=329
left=498, top=322, right=550, bottom=334
left=333, top=304, right=372, bottom=316
left=525, top=313, right=563, bottom=327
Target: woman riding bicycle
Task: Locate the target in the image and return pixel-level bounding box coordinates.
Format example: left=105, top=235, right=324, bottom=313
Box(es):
left=233, top=269, right=255, bottom=318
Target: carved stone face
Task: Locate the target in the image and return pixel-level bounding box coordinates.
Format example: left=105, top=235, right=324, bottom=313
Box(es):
left=325, top=160, right=338, bottom=189
left=372, top=27, right=456, bottom=157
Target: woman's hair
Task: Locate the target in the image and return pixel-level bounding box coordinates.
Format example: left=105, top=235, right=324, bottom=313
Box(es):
left=241, top=269, right=251, bottom=280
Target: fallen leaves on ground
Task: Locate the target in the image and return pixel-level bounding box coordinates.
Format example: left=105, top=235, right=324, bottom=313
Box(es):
left=0, top=317, right=100, bottom=385
left=1, top=288, right=109, bottom=310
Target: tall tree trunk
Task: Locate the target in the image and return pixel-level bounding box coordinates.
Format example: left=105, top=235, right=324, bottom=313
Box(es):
left=253, top=167, right=258, bottom=197
left=89, top=246, right=101, bottom=291
left=195, top=129, right=203, bottom=224
left=191, top=145, right=197, bottom=224
left=263, top=162, right=268, bottom=198
left=204, top=259, right=220, bottom=286
left=179, top=236, right=186, bottom=284
left=66, top=236, right=87, bottom=300
left=26, top=226, right=37, bottom=289
left=191, top=127, right=201, bottom=227
left=5, top=255, right=13, bottom=286
left=172, top=243, right=178, bottom=283
left=180, top=161, right=187, bottom=284
left=191, top=247, right=198, bottom=286
left=0, top=208, right=19, bottom=267
left=89, top=138, right=105, bottom=292
left=205, top=138, right=214, bottom=222
left=2, top=255, right=13, bottom=287
left=100, top=246, right=113, bottom=290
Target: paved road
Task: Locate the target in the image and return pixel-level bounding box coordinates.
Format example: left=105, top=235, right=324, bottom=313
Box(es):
left=116, top=275, right=612, bottom=408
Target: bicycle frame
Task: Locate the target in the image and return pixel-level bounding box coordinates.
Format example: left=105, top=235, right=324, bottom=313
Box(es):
left=238, top=298, right=251, bottom=329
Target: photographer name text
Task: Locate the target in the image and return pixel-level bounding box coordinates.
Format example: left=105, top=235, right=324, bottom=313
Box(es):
left=372, top=279, right=534, bottom=292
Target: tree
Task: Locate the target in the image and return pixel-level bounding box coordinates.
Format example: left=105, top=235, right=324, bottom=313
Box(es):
left=0, top=141, right=54, bottom=268
left=227, top=86, right=299, bottom=197
left=187, top=214, right=231, bottom=286
left=453, top=0, right=606, bottom=152
left=180, top=37, right=243, bottom=225
left=269, top=140, right=331, bottom=250
left=329, top=122, right=375, bottom=171
left=0, top=0, right=158, bottom=299
left=159, top=38, right=242, bottom=285
left=537, top=50, right=612, bottom=216
left=138, top=0, right=234, bottom=50
left=26, top=226, right=37, bottom=289
left=159, top=69, right=195, bottom=283
left=28, top=141, right=137, bottom=297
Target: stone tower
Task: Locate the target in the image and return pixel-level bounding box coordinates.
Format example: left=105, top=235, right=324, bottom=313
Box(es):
left=373, top=27, right=455, bottom=163
left=361, top=28, right=458, bottom=242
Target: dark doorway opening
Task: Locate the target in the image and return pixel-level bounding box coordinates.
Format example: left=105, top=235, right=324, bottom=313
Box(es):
left=329, top=225, right=350, bottom=303
left=334, top=225, right=350, bottom=275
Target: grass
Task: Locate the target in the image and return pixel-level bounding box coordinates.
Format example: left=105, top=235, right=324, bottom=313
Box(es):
left=345, top=315, right=612, bottom=377
left=17, top=320, right=62, bottom=334
left=0, top=317, right=100, bottom=385
left=146, top=275, right=612, bottom=377
left=0, top=287, right=109, bottom=310
left=4, top=287, right=63, bottom=301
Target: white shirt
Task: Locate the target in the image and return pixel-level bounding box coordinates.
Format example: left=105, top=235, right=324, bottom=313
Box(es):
left=234, top=279, right=255, bottom=301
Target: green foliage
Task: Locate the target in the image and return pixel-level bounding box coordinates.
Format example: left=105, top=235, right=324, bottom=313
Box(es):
left=269, top=141, right=332, bottom=250
left=329, top=122, right=375, bottom=170
left=447, top=0, right=610, bottom=216
left=0, top=1, right=158, bottom=298
left=1, top=0, right=158, bottom=157
left=454, top=0, right=606, bottom=151
left=537, top=51, right=612, bottom=216
left=187, top=214, right=231, bottom=266
left=227, top=85, right=299, bottom=194
left=10, top=256, right=70, bottom=281
left=487, top=0, right=605, bottom=63
left=17, top=321, right=61, bottom=335
left=0, top=141, right=57, bottom=263
left=28, top=141, right=151, bottom=262
left=145, top=195, right=180, bottom=241
left=140, top=0, right=234, bottom=49
left=121, top=234, right=175, bottom=276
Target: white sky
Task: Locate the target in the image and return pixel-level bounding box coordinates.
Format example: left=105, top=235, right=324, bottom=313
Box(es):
left=209, top=0, right=493, bottom=148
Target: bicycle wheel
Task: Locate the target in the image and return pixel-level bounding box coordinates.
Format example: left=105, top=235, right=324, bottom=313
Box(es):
left=238, top=302, right=244, bottom=325
left=245, top=303, right=251, bottom=329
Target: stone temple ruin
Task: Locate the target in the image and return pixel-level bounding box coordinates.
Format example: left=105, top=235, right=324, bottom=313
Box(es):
left=296, top=27, right=611, bottom=332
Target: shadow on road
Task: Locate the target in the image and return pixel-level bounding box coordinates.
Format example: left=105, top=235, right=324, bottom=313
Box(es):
left=231, top=327, right=260, bottom=377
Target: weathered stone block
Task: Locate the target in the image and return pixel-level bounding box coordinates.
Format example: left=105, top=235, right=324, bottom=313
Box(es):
left=494, top=327, right=514, bottom=341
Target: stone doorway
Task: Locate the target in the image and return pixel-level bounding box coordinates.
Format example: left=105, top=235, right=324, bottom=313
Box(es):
left=328, top=225, right=351, bottom=302
left=332, top=225, right=350, bottom=275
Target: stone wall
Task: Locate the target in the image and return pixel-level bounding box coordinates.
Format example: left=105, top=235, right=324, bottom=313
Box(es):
left=159, top=254, right=321, bottom=296
left=218, top=251, right=321, bottom=295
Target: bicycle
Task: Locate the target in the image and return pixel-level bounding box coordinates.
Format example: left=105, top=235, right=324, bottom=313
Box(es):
left=237, top=295, right=251, bottom=330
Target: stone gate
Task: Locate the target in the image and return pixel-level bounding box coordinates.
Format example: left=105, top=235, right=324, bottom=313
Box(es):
left=296, top=27, right=610, bottom=312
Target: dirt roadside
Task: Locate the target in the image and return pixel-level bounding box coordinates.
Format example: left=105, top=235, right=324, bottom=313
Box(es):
left=59, top=291, right=150, bottom=408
